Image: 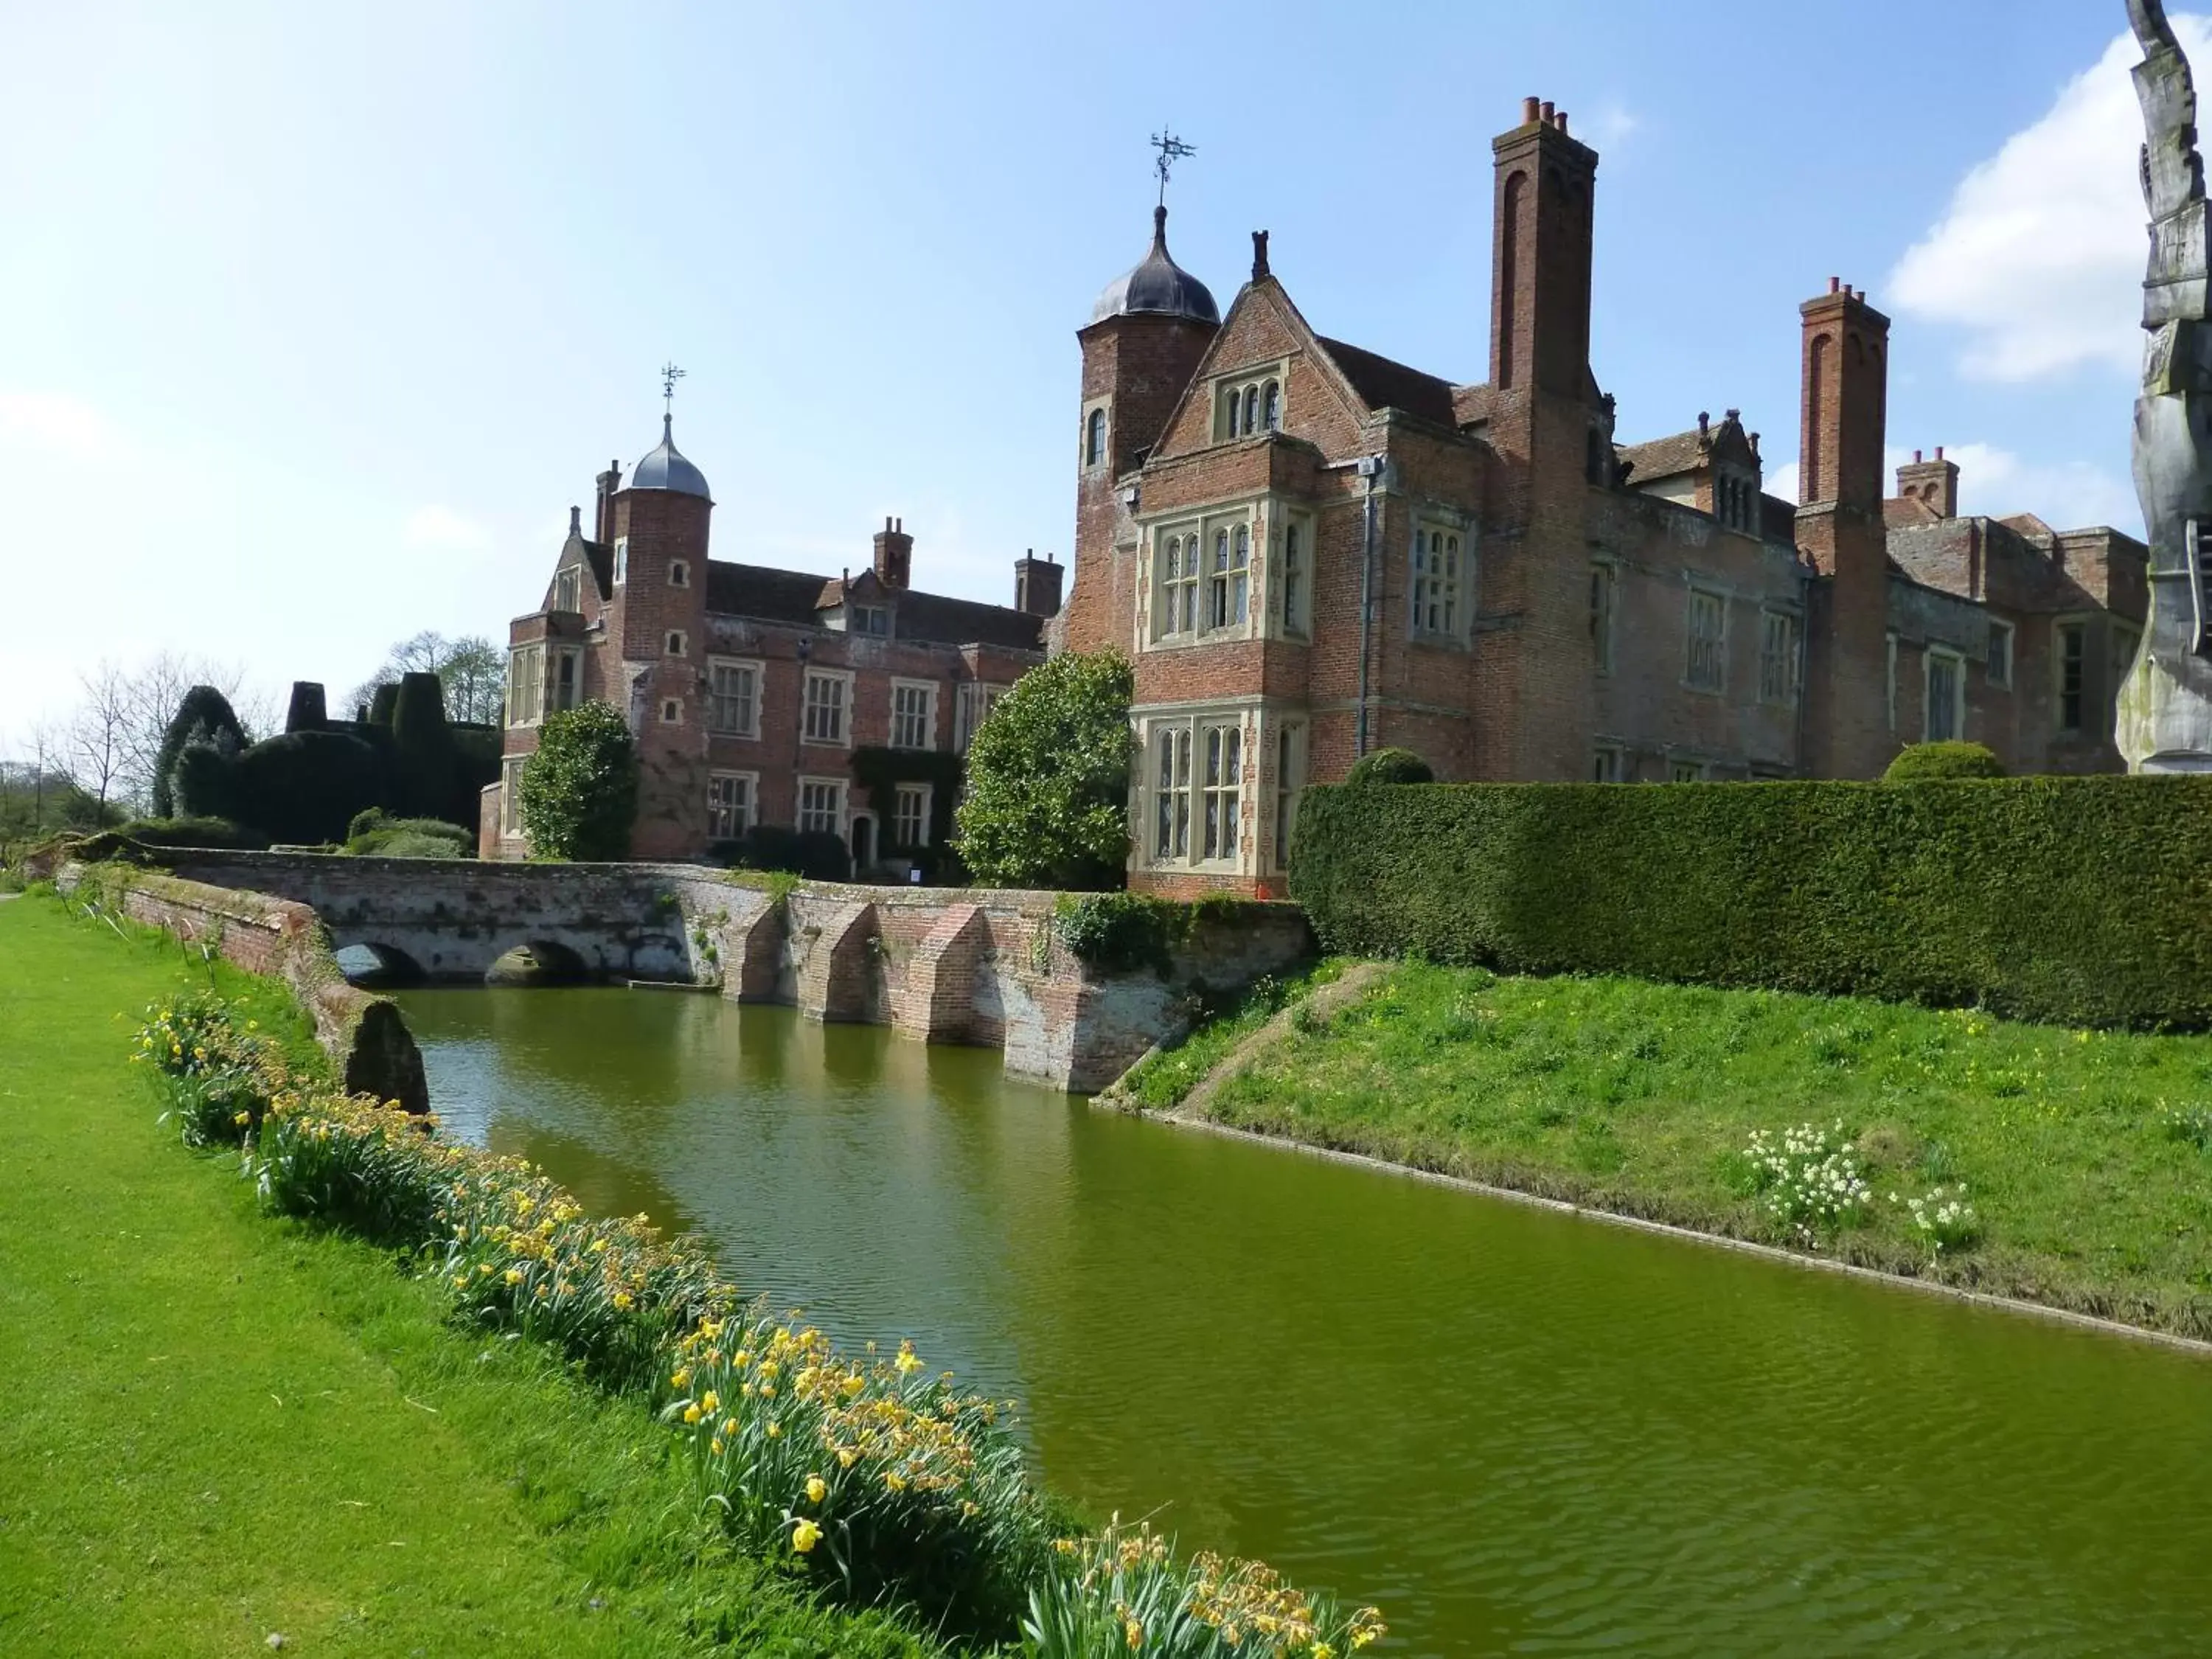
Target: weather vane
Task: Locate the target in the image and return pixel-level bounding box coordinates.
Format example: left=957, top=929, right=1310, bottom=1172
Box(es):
left=661, top=360, right=686, bottom=415
left=1150, top=128, right=1196, bottom=209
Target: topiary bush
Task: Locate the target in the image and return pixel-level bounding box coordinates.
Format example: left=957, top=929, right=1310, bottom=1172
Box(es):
left=151, top=686, right=249, bottom=818
left=344, top=809, right=472, bottom=858
left=1344, top=746, right=1434, bottom=786
left=1290, top=776, right=2212, bottom=1030
left=518, top=702, right=636, bottom=861
left=1884, top=742, right=2006, bottom=782
left=178, top=728, right=389, bottom=845
left=389, top=671, right=456, bottom=819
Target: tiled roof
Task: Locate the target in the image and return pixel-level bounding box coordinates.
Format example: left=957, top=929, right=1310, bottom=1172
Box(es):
left=705, top=560, right=1045, bottom=652
left=1314, top=336, right=1460, bottom=425
left=1618, top=428, right=1708, bottom=483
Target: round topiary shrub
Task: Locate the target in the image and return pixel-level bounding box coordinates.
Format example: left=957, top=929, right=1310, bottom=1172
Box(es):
left=1345, top=747, right=1434, bottom=786
left=1883, top=742, right=2006, bottom=782
left=518, top=702, right=637, bottom=860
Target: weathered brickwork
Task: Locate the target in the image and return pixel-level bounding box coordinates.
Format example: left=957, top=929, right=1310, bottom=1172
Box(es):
left=489, top=437, right=1057, bottom=867
left=1067, top=98, right=2149, bottom=897
left=153, top=852, right=1310, bottom=1093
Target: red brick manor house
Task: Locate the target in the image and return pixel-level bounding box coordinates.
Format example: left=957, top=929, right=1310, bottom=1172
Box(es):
left=1066, top=97, right=2148, bottom=897
left=482, top=422, right=1057, bottom=866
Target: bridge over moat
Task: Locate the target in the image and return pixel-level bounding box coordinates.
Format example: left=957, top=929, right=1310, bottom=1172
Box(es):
left=154, top=852, right=1311, bottom=1092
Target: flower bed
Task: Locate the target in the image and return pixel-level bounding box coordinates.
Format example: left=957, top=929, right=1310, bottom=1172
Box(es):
left=135, top=990, right=1384, bottom=1654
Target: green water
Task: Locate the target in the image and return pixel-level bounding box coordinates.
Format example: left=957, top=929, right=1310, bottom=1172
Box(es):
left=395, top=987, right=2212, bottom=1657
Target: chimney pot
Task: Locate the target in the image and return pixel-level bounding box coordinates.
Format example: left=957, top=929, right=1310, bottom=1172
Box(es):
left=1555, top=111, right=1569, bottom=134
left=1540, top=100, right=1556, bottom=124
left=568, top=504, right=581, bottom=535
left=1698, top=411, right=1711, bottom=437
left=1829, top=276, right=1841, bottom=295
left=1523, top=94, right=1541, bottom=123
left=1935, top=445, right=1945, bottom=461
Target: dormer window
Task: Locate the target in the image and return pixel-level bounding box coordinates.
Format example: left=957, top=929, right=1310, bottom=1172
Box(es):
left=553, top=567, right=580, bottom=613
left=669, top=559, right=689, bottom=588
left=854, top=605, right=889, bottom=636
left=612, top=537, right=629, bottom=585
left=1214, top=369, right=1284, bottom=440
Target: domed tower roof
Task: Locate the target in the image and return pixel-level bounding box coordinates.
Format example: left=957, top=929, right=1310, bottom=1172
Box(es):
left=1091, top=206, right=1219, bottom=326
left=627, top=414, right=712, bottom=499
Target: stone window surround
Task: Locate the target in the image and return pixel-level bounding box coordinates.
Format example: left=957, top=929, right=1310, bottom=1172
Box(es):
left=1211, top=360, right=1287, bottom=442
left=506, top=643, right=545, bottom=728
left=1756, top=607, right=1803, bottom=707
left=669, top=558, right=689, bottom=588
left=707, top=770, right=757, bottom=840
left=798, top=774, right=848, bottom=838
left=1987, top=618, right=2016, bottom=689
left=891, top=782, right=933, bottom=849
left=1140, top=493, right=1315, bottom=653
left=954, top=681, right=1007, bottom=754
left=1591, top=743, right=1626, bottom=783
left=1133, top=695, right=1274, bottom=873
left=553, top=565, right=582, bottom=613
left=1081, top=397, right=1111, bottom=473
left=1276, top=512, right=1315, bottom=639
left=1270, top=718, right=1307, bottom=873
left=1590, top=558, right=1617, bottom=676
left=802, top=667, right=856, bottom=748
left=1409, top=514, right=1476, bottom=647
left=889, top=678, right=939, bottom=751
left=500, top=755, right=526, bottom=835
left=1924, top=644, right=1967, bottom=744
left=706, top=655, right=763, bottom=740
left=612, top=536, right=629, bottom=586
left=2054, top=615, right=2091, bottom=734
left=1683, top=582, right=1730, bottom=694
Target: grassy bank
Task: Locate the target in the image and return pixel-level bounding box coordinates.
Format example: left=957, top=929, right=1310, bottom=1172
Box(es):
left=1121, top=959, right=2212, bottom=1340
left=0, top=894, right=939, bottom=1657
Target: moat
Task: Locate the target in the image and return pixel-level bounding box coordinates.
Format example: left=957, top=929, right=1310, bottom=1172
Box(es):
left=397, top=985, right=2212, bottom=1658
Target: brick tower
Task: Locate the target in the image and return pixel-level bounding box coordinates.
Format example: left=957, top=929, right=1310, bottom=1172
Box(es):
left=1484, top=97, right=1610, bottom=779
left=605, top=413, right=714, bottom=858
left=1795, top=279, right=1894, bottom=777
left=1064, top=206, right=1220, bottom=654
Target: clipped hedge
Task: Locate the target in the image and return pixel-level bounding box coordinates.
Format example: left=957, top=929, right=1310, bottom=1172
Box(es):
left=1289, top=776, right=2212, bottom=1030
left=1885, top=742, right=2004, bottom=781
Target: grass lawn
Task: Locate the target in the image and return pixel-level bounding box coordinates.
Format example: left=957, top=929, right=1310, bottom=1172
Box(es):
left=0, top=894, right=942, bottom=1659
left=1124, top=958, right=2212, bottom=1339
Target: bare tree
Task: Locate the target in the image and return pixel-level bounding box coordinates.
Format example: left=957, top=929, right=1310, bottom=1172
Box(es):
left=69, top=663, right=132, bottom=815
left=352, top=631, right=505, bottom=725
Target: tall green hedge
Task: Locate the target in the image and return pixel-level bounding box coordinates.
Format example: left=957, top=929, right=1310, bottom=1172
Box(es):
left=1289, top=777, right=2212, bottom=1029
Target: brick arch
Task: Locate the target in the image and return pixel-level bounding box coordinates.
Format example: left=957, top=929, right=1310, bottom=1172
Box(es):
left=1498, top=170, right=1527, bottom=389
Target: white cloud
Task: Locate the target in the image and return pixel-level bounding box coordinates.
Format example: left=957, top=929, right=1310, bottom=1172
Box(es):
left=1582, top=104, right=1638, bottom=156
left=1764, top=444, right=2135, bottom=532
left=1942, top=440, right=2138, bottom=530
left=1890, top=16, right=2212, bottom=383
left=403, top=504, right=493, bottom=551
left=0, top=390, right=114, bottom=459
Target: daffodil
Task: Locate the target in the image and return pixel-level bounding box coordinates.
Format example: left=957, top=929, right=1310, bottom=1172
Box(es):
left=791, top=1517, right=821, bottom=1554
left=804, top=1474, right=826, bottom=1504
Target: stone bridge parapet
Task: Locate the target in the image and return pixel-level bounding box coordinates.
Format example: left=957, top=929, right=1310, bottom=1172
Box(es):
left=150, top=852, right=1313, bottom=1092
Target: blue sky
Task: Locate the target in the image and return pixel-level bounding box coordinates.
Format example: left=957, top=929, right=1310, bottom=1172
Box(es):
left=0, top=0, right=2180, bottom=745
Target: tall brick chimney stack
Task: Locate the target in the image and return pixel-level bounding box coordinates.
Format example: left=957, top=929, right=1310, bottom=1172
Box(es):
left=1013, top=549, right=1063, bottom=618
left=1797, top=277, right=1891, bottom=516
left=1896, top=445, right=1961, bottom=518
left=1489, top=94, right=1599, bottom=405
left=872, top=515, right=912, bottom=589
left=594, top=460, right=622, bottom=544
left=1796, top=279, right=1896, bottom=779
